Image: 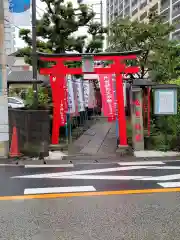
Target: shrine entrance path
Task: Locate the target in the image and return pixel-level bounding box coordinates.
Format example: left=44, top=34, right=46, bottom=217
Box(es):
left=66, top=119, right=123, bottom=160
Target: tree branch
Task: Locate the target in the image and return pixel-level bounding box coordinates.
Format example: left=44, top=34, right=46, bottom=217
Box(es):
left=47, top=2, right=54, bottom=14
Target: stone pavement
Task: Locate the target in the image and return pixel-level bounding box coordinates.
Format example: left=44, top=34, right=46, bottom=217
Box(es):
left=68, top=121, right=117, bottom=156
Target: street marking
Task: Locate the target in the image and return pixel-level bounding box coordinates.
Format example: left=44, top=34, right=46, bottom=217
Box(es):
left=158, top=182, right=180, bottom=188
left=24, top=186, right=96, bottom=195
left=1, top=188, right=180, bottom=201
left=148, top=166, right=180, bottom=170
left=12, top=166, right=150, bottom=179
left=51, top=174, right=180, bottom=181
left=25, top=164, right=74, bottom=168
left=142, top=174, right=180, bottom=181
left=51, top=174, right=149, bottom=180
left=118, top=161, right=164, bottom=166
left=0, top=164, right=18, bottom=167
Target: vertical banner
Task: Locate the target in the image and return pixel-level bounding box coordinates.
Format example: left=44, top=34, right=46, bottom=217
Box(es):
left=123, top=81, right=127, bottom=107
left=66, top=75, right=75, bottom=114
left=72, top=78, right=79, bottom=116
left=74, top=77, right=85, bottom=112
left=83, top=80, right=90, bottom=108
left=112, top=75, right=119, bottom=138
left=60, top=94, right=66, bottom=126
left=99, top=74, right=116, bottom=121
left=59, top=78, right=66, bottom=127
left=0, top=66, right=2, bottom=96
left=88, top=81, right=96, bottom=109
left=8, top=0, right=31, bottom=26
left=99, top=75, right=109, bottom=116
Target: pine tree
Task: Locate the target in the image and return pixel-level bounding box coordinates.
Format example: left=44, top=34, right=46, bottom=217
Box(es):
left=17, top=0, right=106, bottom=67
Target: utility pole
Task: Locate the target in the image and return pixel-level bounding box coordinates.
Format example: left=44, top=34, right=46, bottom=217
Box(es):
left=0, top=0, right=9, bottom=158
left=100, top=0, right=103, bottom=28
left=32, top=0, right=38, bottom=106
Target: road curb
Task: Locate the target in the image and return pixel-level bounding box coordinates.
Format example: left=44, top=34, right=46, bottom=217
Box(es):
left=1, top=156, right=180, bottom=166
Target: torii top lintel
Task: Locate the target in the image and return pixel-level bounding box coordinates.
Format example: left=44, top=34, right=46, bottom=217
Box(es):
left=37, top=50, right=141, bottom=75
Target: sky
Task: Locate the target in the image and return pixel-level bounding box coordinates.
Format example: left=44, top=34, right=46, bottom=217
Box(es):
left=15, top=0, right=106, bottom=49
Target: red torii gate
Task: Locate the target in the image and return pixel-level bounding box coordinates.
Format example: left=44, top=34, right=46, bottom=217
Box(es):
left=37, top=50, right=141, bottom=147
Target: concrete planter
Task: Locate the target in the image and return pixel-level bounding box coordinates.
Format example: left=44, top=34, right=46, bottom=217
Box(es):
left=8, top=108, right=50, bottom=157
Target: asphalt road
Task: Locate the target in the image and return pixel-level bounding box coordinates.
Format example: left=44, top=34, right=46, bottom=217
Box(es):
left=1, top=160, right=180, bottom=239
left=1, top=160, right=180, bottom=197
left=1, top=192, right=180, bottom=239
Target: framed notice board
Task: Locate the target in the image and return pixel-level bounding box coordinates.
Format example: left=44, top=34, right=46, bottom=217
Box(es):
left=154, top=89, right=177, bottom=115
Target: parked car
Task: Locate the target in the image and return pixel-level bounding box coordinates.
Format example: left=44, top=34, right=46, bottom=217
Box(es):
left=8, top=97, right=25, bottom=109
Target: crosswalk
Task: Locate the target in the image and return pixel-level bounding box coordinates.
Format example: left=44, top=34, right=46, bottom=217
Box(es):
left=4, top=160, right=180, bottom=196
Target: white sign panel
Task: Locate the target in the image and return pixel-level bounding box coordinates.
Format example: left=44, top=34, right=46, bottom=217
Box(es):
left=154, top=89, right=177, bottom=115
left=159, top=91, right=174, bottom=113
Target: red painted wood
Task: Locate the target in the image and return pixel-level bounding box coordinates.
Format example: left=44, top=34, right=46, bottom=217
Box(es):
left=39, top=53, right=140, bottom=145
left=115, top=66, right=128, bottom=146
left=125, top=66, right=140, bottom=74
left=40, top=55, right=138, bottom=64
left=50, top=75, right=66, bottom=144
left=148, top=87, right=151, bottom=136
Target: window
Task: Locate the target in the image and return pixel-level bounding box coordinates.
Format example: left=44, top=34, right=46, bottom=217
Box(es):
left=172, top=0, right=178, bottom=4
left=161, top=0, right=170, bottom=12
left=173, top=16, right=180, bottom=31
left=172, top=31, right=180, bottom=41
left=160, top=8, right=170, bottom=22
left=150, top=3, right=158, bottom=12
left=125, top=0, right=130, bottom=6
left=172, top=2, right=180, bottom=19
left=140, top=0, right=147, bottom=9
left=140, top=12, right=147, bottom=21
left=132, top=8, right=138, bottom=16
left=124, top=6, right=130, bottom=16
left=119, top=2, right=123, bottom=12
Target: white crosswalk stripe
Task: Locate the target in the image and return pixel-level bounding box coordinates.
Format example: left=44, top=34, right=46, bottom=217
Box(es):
left=25, top=164, right=74, bottom=168
left=158, top=182, right=180, bottom=188
left=24, top=186, right=96, bottom=195
left=118, top=161, right=164, bottom=166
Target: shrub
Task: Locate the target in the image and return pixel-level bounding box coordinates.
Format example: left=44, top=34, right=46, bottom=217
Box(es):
left=25, top=86, right=50, bottom=109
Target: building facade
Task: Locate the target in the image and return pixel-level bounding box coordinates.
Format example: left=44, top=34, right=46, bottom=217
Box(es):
left=106, top=0, right=180, bottom=41
left=3, top=0, right=15, bottom=55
